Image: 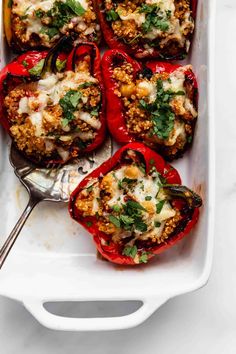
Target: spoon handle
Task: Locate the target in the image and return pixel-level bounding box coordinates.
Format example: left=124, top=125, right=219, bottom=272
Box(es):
left=0, top=195, right=40, bottom=269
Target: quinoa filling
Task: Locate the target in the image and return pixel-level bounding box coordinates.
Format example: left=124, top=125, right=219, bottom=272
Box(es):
left=104, top=0, right=194, bottom=57
left=112, top=60, right=197, bottom=158
left=11, top=0, right=100, bottom=49
left=4, top=57, right=102, bottom=163
left=75, top=149, right=183, bottom=263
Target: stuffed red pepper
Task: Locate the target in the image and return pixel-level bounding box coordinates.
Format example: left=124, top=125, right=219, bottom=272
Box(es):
left=0, top=38, right=106, bottom=165
left=97, top=0, right=197, bottom=60
left=69, top=143, right=202, bottom=265
left=4, top=0, right=101, bottom=52
left=102, top=49, right=198, bottom=160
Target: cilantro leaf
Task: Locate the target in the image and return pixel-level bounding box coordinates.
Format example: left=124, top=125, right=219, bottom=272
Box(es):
left=122, top=245, right=138, bottom=259
left=66, top=0, right=86, bottom=16
left=109, top=215, right=121, bottom=228
left=139, top=252, right=149, bottom=263
left=59, top=90, right=82, bottom=121
left=106, top=9, right=119, bottom=21
left=156, top=200, right=165, bottom=214
left=126, top=200, right=146, bottom=212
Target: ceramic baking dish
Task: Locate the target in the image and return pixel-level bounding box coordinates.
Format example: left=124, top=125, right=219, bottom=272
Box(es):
left=0, top=0, right=215, bottom=331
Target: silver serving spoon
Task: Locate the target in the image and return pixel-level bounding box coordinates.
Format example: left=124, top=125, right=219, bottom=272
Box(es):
left=0, top=138, right=112, bottom=269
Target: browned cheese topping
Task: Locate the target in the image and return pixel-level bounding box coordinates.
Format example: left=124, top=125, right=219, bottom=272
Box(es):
left=112, top=60, right=198, bottom=158
left=75, top=150, right=183, bottom=259
left=11, top=0, right=100, bottom=49
left=4, top=57, right=102, bottom=163
left=104, top=0, right=194, bottom=58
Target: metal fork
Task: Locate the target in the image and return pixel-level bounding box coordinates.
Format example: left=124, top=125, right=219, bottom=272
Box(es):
left=0, top=139, right=112, bottom=269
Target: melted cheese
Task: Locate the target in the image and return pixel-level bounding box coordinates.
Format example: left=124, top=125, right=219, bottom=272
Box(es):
left=89, top=165, right=176, bottom=238
left=17, top=70, right=100, bottom=138
left=118, top=8, right=146, bottom=27
left=137, top=81, right=157, bottom=103
left=13, top=0, right=88, bottom=16
left=146, top=0, right=175, bottom=14
left=12, top=0, right=89, bottom=40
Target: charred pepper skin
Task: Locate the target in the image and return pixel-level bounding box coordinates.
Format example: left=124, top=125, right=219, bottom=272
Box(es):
left=97, top=0, right=198, bottom=60
left=0, top=39, right=106, bottom=166
left=69, top=142, right=202, bottom=266
left=101, top=49, right=198, bottom=161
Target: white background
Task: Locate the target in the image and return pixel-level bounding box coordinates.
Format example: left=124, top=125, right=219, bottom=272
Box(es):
left=1, top=0, right=236, bottom=352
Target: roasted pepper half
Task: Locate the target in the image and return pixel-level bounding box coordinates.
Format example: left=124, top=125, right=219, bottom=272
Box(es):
left=102, top=49, right=198, bottom=160
left=97, top=0, right=197, bottom=60
left=69, top=142, right=202, bottom=265
left=0, top=38, right=106, bottom=165
left=4, top=0, right=101, bottom=52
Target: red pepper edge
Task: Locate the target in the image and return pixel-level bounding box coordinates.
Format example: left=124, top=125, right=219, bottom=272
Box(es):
left=69, top=142, right=200, bottom=265
left=101, top=49, right=198, bottom=146
left=97, top=0, right=198, bottom=60
left=0, top=42, right=106, bottom=163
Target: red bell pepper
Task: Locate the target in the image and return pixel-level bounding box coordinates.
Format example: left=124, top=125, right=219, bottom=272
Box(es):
left=97, top=0, right=198, bottom=60
left=101, top=49, right=198, bottom=160
left=69, top=142, right=202, bottom=265
left=4, top=0, right=101, bottom=52
left=0, top=38, right=106, bottom=165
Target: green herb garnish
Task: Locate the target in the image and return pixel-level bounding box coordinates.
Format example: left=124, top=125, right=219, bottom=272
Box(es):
left=122, top=245, right=138, bottom=259
left=109, top=215, right=121, bottom=228
left=139, top=252, right=149, bottom=263
left=140, top=4, right=170, bottom=33
left=145, top=196, right=152, bottom=201
left=154, top=221, right=161, bottom=227
left=156, top=200, right=165, bottom=214
left=106, top=9, right=119, bottom=21
left=59, top=90, right=82, bottom=121
left=140, top=79, right=185, bottom=140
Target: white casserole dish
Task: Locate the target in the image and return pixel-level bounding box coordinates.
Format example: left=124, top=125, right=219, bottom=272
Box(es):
left=0, top=0, right=215, bottom=331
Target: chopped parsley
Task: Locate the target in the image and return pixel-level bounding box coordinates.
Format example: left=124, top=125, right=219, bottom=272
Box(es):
left=66, top=0, right=86, bottom=16
left=45, top=0, right=85, bottom=33
left=145, top=196, right=152, bottom=201
left=106, top=9, right=119, bottom=21
left=154, top=221, right=161, bottom=228
left=59, top=90, right=82, bottom=121
left=140, top=4, right=170, bottom=33
left=139, top=252, right=149, bottom=264
left=122, top=245, right=137, bottom=259
left=118, top=177, right=137, bottom=190
left=35, top=9, right=44, bottom=18
left=156, top=200, right=165, bottom=214
left=112, top=205, right=121, bottom=212
left=40, top=26, right=59, bottom=39
left=109, top=215, right=121, bottom=228
left=140, top=79, right=185, bottom=140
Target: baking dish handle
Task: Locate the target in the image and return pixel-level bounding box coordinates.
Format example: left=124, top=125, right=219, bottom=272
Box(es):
left=23, top=297, right=167, bottom=331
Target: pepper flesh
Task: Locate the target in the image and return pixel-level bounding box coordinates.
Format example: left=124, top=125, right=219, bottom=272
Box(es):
left=0, top=40, right=106, bottom=165
left=69, top=142, right=202, bottom=265
left=101, top=49, right=198, bottom=160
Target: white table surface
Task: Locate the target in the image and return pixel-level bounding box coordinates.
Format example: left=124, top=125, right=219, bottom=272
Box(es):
left=1, top=1, right=235, bottom=352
